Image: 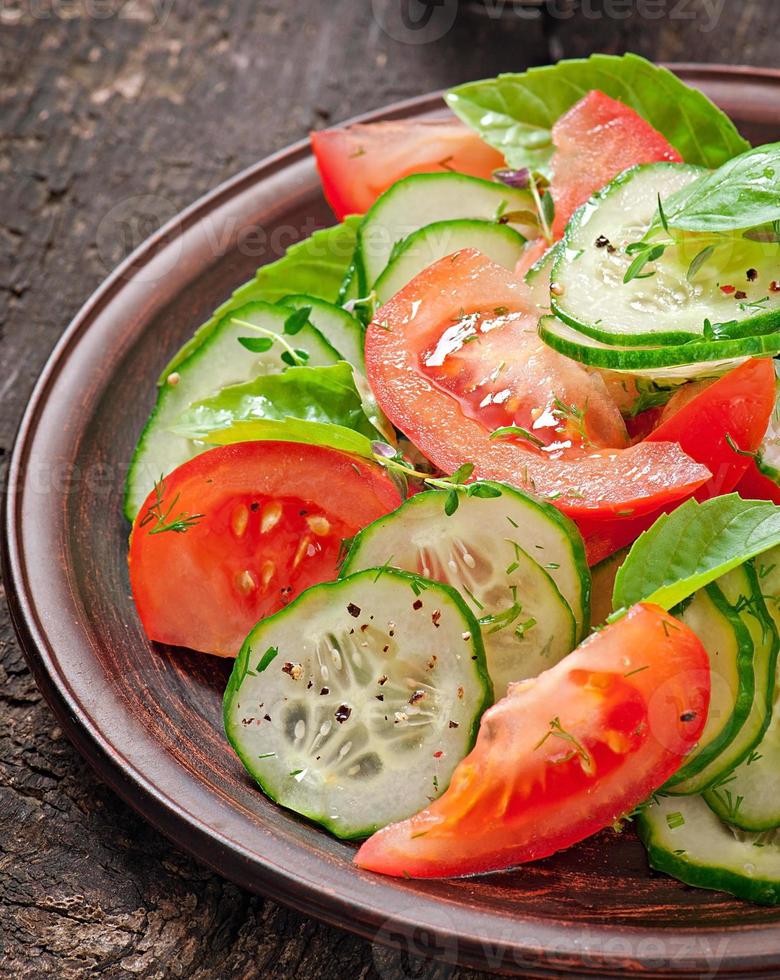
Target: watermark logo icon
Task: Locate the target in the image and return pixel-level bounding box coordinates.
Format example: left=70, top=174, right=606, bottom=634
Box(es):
left=372, top=0, right=459, bottom=44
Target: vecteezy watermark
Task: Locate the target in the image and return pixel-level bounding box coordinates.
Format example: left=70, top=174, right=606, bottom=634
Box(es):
left=371, top=0, right=459, bottom=44
left=0, top=0, right=174, bottom=26
left=371, top=0, right=727, bottom=40
left=369, top=901, right=734, bottom=978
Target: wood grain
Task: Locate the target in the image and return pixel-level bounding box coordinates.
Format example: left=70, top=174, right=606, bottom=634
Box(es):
left=2, top=3, right=780, bottom=977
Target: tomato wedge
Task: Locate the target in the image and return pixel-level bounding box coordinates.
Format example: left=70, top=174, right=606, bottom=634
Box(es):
left=645, top=358, right=775, bottom=499
left=311, top=120, right=505, bottom=220
left=365, top=249, right=710, bottom=520
left=579, top=358, right=777, bottom=564
left=550, top=91, right=682, bottom=238
left=737, top=462, right=780, bottom=505
left=128, top=442, right=401, bottom=657
left=355, top=603, right=709, bottom=878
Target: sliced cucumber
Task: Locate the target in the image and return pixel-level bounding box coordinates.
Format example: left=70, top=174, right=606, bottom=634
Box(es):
left=341, top=481, right=589, bottom=662
left=664, top=579, right=755, bottom=793
left=281, top=294, right=365, bottom=370
left=552, top=163, right=780, bottom=347
left=223, top=568, right=492, bottom=839
left=374, top=220, right=526, bottom=306
left=524, top=243, right=557, bottom=315
left=670, top=564, right=777, bottom=796
left=159, top=217, right=361, bottom=383
left=538, top=315, right=778, bottom=381
left=124, top=301, right=340, bottom=520
left=638, top=794, right=780, bottom=906
left=357, top=173, right=537, bottom=290
left=703, top=552, right=780, bottom=831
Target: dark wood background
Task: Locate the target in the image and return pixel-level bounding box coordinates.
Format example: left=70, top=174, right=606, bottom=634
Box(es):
left=1, top=1, right=778, bottom=976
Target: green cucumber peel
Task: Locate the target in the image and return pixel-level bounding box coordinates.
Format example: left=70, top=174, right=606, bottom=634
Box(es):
left=445, top=53, right=748, bottom=176
left=612, top=495, right=780, bottom=614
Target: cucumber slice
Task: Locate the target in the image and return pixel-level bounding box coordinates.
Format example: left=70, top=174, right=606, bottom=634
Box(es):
left=124, top=301, right=340, bottom=520
left=664, top=578, right=755, bottom=793
left=374, top=220, right=526, bottom=306
left=280, top=294, right=365, bottom=370
left=357, top=173, right=537, bottom=290
left=223, top=568, right=492, bottom=839
left=538, top=315, right=779, bottom=381
left=552, top=163, right=780, bottom=347
left=638, top=794, right=780, bottom=906
left=524, top=243, right=557, bottom=315
left=703, top=552, right=780, bottom=830
left=341, top=484, right=582, bottom=696
left=670, top=564, right=777, bottom=796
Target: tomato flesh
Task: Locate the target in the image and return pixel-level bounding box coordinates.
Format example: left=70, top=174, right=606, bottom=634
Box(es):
left=737, top=462, right=780, bottom=505
left=365, top=249, right=710, bottom=519
left=645, top=358, right=775, bottom=500
left=129, top=442, right=401, bottom=657
left=550, top=91, right=682, bottom=238
left=355, top=603, right=710, bottom=878
left=311, top=120, right=505, bottom=220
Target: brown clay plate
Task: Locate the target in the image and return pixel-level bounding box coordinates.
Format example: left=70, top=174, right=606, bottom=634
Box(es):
left=5, top=66, right=780, bottom=978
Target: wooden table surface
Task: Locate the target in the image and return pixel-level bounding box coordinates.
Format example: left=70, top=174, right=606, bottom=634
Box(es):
left=1, top=2, right=778, bottom=976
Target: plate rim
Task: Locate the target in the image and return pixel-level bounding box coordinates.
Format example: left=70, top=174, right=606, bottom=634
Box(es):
left=5, top=64, right=780, bottom=977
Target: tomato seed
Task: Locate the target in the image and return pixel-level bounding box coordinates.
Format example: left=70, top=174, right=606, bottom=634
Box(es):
left=261, top=501, right=283, bottom=533
left=306, top=514, right=331, bottom=536
left=231, top=504, right=249, bottom=537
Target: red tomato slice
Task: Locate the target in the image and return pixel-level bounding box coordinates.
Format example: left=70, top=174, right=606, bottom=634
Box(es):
left=128, top=442, right=401, bottom=657
left=577, top=359, right=776, bottom=563
left=736, top=462, right=780, bottom=505
left=365, top=249, right=710, bottom=520
left=355, top=602, right=709, bottom=878
left=550, top=91, right=682, bottom=239
left=311, top=120, right=505, bottom=220
left=645, top=358, right=775, bottom=500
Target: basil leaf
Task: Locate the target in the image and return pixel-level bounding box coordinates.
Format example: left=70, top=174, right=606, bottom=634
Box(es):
left=172, top=362, right=380, bottom=452
left=189, top=417, right=375, bottom=459
left=445, top=53, right=748, bottom=176
left=159, top=217, right=361, bottom=382
left=613, top=495, right=780, bottom=612
left=661, top=142, right=780, bottom=233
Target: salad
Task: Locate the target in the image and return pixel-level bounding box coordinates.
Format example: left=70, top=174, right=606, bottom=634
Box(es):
left=125, top=54, right=780, bottom=903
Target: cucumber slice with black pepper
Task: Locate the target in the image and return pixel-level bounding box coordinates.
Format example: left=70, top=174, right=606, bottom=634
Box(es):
left=664, top=575, right=755, bottom=793
left=669, top=564, right=777, bottom=796
left=638, top=794, right=780, bottom=906
left=703, top=551, right=780, bottom=830
left=374, top=220, right=526, bottom=306
left=280, top=294, right=365, bottom=370
left=357, top=172, right=537, bottom=291
left=340, top=483, right=588, bottom=694
left=223, top=568, right=492, bottom=839
left=538, top=315, right=777, bottom=380
left=552, top=162, right=780, bottom=347
left=124, top=301, right=340, bottom=520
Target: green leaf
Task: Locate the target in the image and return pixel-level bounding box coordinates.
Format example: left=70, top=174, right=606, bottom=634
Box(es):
left=489, top=425, right=544, bottom=448
left=159, top=217, right=361, bottom=382
left=172, top=362, right=379, bottom=457
left=445, top=53, right=748, bottom=176
left=283, top=306, right=311, bottom=336
left=444, top=489, right=460, bottom=516
left=661, top=142, right=780, bottom=233
left=238, top=336, right=274, bottom=353
left=686, top=244, right=717, bottom=282
left=612, top=495, right=780, bottom=612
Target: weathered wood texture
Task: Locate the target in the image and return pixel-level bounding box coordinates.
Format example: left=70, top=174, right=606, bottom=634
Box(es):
left=1, top=2, right=778, bottom=976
